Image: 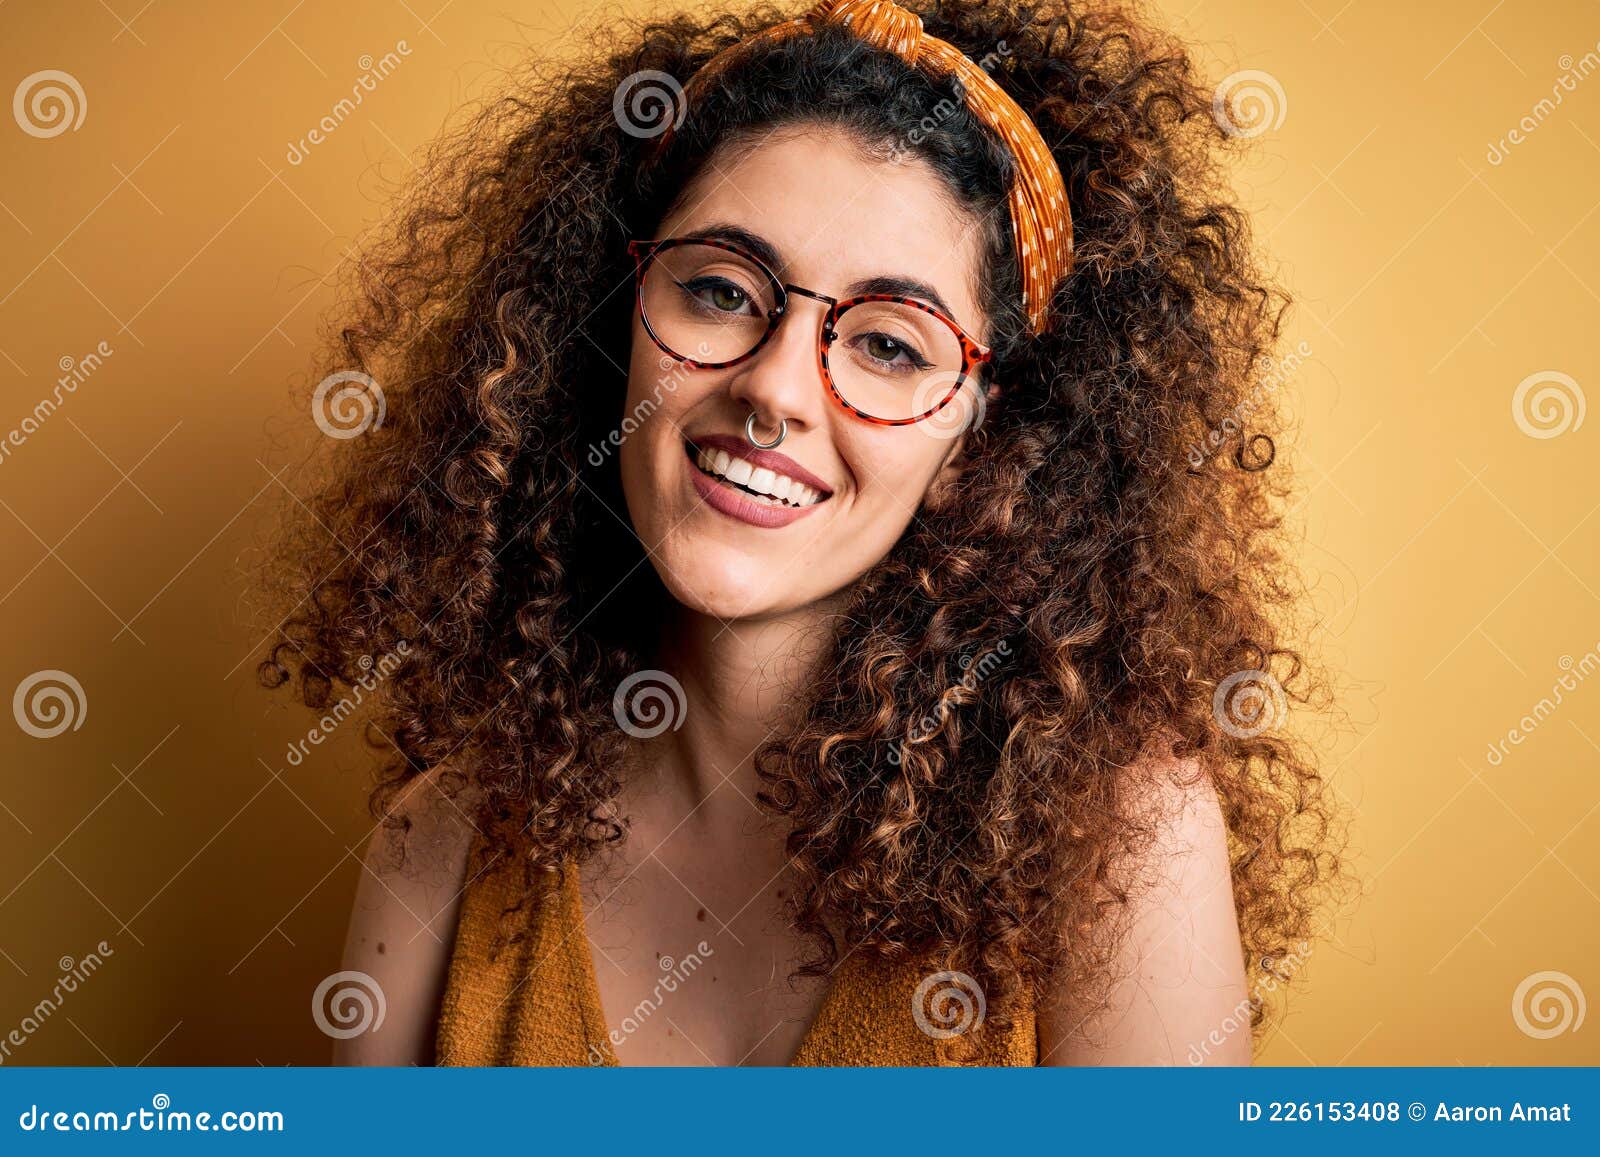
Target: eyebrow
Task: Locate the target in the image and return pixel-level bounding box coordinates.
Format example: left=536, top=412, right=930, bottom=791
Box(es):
left=679, top=222, right=962, bottom=321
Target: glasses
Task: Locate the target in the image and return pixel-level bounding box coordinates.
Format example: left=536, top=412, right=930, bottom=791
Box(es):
left=626, top=236, right=993, bottom=426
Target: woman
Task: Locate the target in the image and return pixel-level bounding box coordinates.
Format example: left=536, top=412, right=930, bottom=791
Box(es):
left=260, top=0, right=1339, bottom=1065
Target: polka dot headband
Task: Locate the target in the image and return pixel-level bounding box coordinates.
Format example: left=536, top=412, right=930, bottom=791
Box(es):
left=651, top=0, right=1075, bottom=334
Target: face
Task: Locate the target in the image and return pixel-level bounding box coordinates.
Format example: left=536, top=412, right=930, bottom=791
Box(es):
left=617, top=123, right=994, bottom=622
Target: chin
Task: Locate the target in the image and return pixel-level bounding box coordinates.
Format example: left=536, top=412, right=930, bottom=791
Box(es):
left=648, top=540, right=805, bottom=621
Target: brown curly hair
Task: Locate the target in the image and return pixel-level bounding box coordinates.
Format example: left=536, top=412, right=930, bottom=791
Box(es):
left=256, top=0, right=1345, bottom=1044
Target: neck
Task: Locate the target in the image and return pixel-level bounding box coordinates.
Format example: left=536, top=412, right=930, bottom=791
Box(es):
left=638, top=598, right=842, bottom=811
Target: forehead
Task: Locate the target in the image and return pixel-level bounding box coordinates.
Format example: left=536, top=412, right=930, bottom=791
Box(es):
left=658, top=124, right=990, bottom=336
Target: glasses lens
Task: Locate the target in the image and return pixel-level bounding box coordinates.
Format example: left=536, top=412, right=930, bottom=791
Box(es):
left=828, top=300, right=969, bottom=422
left=640, top=243, right=778, bottom=364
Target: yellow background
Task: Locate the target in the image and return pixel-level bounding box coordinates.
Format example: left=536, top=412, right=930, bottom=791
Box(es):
left=0, top=0, right=1595, bottom=1064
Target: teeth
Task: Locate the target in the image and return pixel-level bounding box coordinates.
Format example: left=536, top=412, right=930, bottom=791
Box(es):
left=693, top=444, right=823, bottom=507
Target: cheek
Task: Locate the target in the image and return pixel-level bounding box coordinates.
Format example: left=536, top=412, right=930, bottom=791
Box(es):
left=617, top=355, right=691, bottom=519
left=841, top=431, right=953, bottom=532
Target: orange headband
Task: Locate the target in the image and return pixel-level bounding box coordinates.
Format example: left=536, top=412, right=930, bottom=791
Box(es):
left=651, top=0, right=1074, bottom=334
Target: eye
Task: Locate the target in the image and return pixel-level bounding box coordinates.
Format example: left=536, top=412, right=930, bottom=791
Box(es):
left=857, top=331, right=932, bottom=371
left=681, top=276, right=755, bottom=316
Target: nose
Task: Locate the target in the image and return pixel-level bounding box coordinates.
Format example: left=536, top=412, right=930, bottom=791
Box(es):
left=725, top=290, right=831, bottom=433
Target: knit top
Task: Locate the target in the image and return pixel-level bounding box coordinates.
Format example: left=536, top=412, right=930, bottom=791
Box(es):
left=433, top=833, right=1036, bottom=1066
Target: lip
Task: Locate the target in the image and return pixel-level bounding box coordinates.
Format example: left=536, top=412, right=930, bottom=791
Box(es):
left=686, top=432, right=835, bottom=497
left=686, top=440, right=829, bottom=530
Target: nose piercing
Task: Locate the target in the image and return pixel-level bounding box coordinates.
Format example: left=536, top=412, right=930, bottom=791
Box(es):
left=745, top=412, right=788, bottom=449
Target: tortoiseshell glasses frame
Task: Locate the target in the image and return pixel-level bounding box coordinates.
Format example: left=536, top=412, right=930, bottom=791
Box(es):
left=626, top=236, right=993, bottom=427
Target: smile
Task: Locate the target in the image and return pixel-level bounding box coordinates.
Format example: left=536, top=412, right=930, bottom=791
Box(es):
left=688, top=443, right=824, bottom=506
left=683, top=434, right=834, bottom=529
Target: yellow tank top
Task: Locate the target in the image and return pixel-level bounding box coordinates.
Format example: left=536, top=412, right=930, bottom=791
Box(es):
left=434, top=833, right=1036, bottom=1066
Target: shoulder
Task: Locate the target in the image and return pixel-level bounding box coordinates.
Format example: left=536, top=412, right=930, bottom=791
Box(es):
left=330, top=765, right=483, bottom=1066
left=1036, top=740, right=1250, bottom=1066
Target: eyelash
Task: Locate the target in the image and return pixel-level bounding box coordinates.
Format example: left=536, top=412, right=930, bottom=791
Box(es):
left=681, top=276, right=761, bottom=318
left=850, top=333, right=930, bottom=373
left=677, top=276, right=934, bottom=371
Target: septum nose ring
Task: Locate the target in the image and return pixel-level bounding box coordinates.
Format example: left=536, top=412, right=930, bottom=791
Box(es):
left=745, top=412, right=788, bottom=449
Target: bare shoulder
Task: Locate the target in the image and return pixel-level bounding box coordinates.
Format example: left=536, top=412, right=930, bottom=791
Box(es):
left=1037, top=742, right=1250, bottom=1066
left=330, top=765, right=483, bottom=1066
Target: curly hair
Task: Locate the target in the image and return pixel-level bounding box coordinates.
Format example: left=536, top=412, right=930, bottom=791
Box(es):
left=257, top=0, right=1345, bottom=1046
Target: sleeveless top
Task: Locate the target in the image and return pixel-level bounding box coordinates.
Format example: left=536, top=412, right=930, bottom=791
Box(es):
left=433, top=833, right=1036, bottom=1066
